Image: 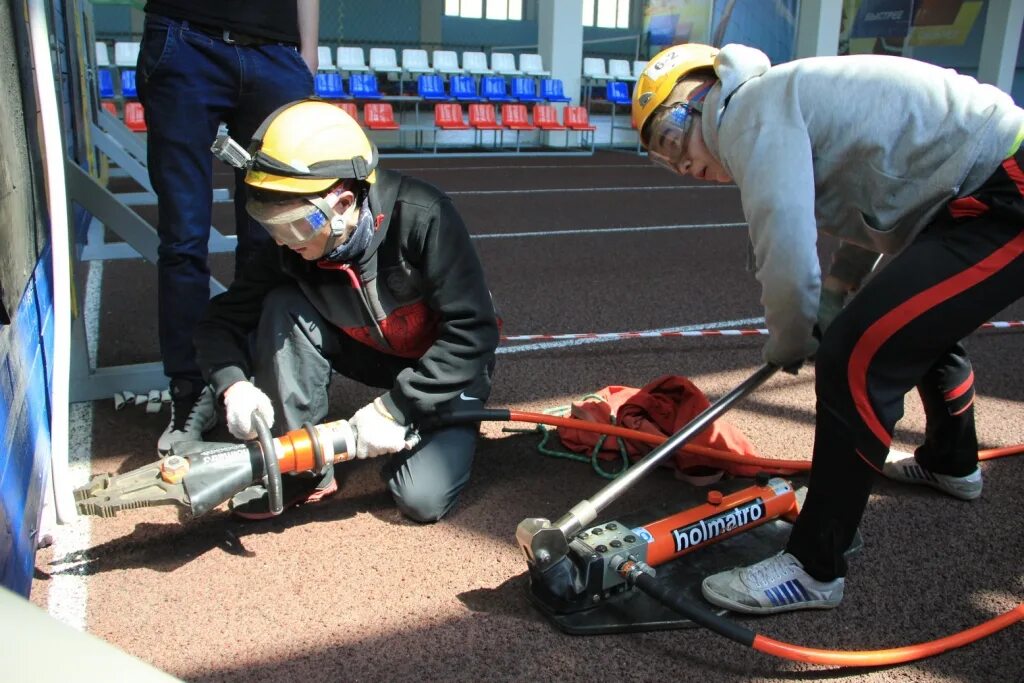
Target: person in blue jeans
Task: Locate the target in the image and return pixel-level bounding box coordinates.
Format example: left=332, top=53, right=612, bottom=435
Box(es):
left=136, top=1, right=320, bottom=454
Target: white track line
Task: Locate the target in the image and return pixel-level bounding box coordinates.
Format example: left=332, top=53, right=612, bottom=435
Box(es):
left=448, top=184, right=733, bottom=196
left=45, top=262, right=100, bottom=630
left=473, top=222, right=747, bottom=240
left=393, top=162, right=655, bottom=172
left=497, top=317, right=765, bottom=354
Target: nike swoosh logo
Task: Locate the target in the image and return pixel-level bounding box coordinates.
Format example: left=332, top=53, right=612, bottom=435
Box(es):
left=459, top=392, right=480, bottom=402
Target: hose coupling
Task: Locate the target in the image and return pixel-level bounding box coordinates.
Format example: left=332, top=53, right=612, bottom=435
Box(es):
left=614, top=555, right=656, bottom=585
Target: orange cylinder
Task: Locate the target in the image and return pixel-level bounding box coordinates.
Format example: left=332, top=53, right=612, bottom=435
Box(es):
left=274, top=427, right=317, bottom=474
left=638, top=478, right=800, bottom=566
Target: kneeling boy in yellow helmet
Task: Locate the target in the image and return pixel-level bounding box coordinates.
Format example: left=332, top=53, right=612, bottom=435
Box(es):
left=196, top=99, right=499, bottom=521
left=633, top=43, right=1024, bottom=613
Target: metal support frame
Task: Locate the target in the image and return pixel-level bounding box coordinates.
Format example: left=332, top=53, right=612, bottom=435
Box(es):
left=66, top=160, right=228, bottom=402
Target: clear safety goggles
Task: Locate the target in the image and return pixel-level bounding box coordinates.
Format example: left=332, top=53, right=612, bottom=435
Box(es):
left=246, top=186, right=346, bottom=246
left=644, top=82, right=712, bottom=173
left=645, top=102, right=702, bottom=173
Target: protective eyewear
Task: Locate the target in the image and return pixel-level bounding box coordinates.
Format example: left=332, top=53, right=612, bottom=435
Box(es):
left=646, top=104, right=701, bottom=172
left=246, top=186, right=346, bottom=246
left=644, top=82, right=713, bottom=173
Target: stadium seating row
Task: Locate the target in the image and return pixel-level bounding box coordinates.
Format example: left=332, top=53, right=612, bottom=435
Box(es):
left=313, top=72, right=578, bottom=103
left=96, top=41, right=644, bottom=84
left=99, top=98, right=597, bottom=152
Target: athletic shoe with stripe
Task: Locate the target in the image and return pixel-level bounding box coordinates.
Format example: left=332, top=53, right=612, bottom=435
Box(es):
left=701, top=552, right=844, bottom=614
left=882, top=451, right=982, bottom=501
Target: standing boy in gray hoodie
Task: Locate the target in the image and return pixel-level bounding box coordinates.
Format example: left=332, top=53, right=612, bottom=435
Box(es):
left=632, top=43, right=1024, bottom=613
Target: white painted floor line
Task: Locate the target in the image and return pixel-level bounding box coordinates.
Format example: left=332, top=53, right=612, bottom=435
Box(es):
left=448, top=184, right=733, bottom=196
left=473, top=222, right=747, bottom=240
left=393, top=162, right=654, bottom=172
left=497, top=317, right=765, bottom=354
left=45, top=262, right=101, bottom=630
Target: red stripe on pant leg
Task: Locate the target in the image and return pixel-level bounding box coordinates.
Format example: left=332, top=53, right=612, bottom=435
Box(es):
left=949, top=196, right=988, bottom=218
left=944, top=370, right=974, bottom=401
left=1003, top=156, right=1024, bottom=195
left=848, top=231, right=1024, bottom=447
left=951, top=396, right=974, bottom=417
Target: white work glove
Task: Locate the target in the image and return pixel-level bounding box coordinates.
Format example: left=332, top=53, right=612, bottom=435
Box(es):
left=817, top=287, right=847, bottom=336
left=350, top=397, right=420, bottom=459
left=223, top=380, right=275, bottom=441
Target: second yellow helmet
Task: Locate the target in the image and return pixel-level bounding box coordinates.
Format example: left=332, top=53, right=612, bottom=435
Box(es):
left=632, top=43, right=719, bottom=138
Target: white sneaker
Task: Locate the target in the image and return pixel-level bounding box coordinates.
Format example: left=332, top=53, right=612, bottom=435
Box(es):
left=157, top=381, right=217, bottom=455
left=702, top=552, right=844, bottom=614
left=882, top=450, right=981, bottom=501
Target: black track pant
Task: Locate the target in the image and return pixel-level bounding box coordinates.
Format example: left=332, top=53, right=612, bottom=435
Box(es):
left=251, top=285, right=488, bottom=523
left=787, top=151, right=1024, bottom=581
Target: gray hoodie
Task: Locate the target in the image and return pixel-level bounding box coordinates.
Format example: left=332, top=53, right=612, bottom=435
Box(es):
left=700, top=44, right=1024, bottom=366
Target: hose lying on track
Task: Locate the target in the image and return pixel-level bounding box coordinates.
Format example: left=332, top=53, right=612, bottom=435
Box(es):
left=457, top=408, right=1024, bottom=666
left=628, top=567, right=1024, bottom=667
left=435, top=409, right=1023, bottom=475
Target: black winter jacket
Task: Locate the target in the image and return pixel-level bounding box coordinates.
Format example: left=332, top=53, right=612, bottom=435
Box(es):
left=195, top=169, right=499, bottom=425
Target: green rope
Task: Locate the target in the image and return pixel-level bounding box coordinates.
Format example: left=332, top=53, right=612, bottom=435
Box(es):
left=526, top=397, right=633, bottom=480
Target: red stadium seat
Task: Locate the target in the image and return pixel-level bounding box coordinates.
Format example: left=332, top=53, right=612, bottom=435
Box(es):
left=468, top=103, right=503, bottom=148
left=500, top=104, right=535, bottom=151
left=363, top=103, right=399, bottom=130
left=434, top=103, right=469, bottom=130
left=123, top=101, right=147, bottom=132
left=336, top=101, right=359, bottom=122
left=532, top=104, right=566, bottom=131
left=563, top=106, right=596, bottom=150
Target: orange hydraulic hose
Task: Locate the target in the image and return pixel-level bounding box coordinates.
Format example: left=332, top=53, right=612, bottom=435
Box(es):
left=632, top=567, right=1023, bottom=667
left=979, top=444, right=1024, bottom=460
left=505, top=409, right=1022, bottom=472
left=507, top=409, right=809, bottom=473
left=752, top=603, right=1024, bottom=666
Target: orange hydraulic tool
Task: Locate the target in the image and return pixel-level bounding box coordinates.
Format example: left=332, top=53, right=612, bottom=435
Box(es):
left=75, top=416, right=356, bottom=519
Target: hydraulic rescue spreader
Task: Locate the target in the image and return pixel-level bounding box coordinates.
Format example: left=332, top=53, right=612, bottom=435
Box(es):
left=74, top=416, right=356, bottom=518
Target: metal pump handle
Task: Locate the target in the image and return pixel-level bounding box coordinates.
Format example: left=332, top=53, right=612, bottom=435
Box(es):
left=554, top=363, right=780, bottom=539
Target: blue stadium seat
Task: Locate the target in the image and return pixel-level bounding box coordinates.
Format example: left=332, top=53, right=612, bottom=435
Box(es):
left=315, top=72, right=346, bottom=99
left=120, top=69, right=137, bottom=98
left=417, top=74, right=449, bottom=101
left=510, top=77, right=542, bottom=103
left=481, top=75, right=512, bottom=102
left=540, top=78, right=571, bottom=103
left=349, top=73, right=383, bottom=99
left=606, top=81, right=631, bottom=105
left=98, top=68, right=115, bottom=99
left=449, top=75, right=480, bottom=101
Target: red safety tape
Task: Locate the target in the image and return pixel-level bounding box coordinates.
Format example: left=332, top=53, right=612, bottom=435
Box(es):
left=499, top=320, right=1024, bottom=343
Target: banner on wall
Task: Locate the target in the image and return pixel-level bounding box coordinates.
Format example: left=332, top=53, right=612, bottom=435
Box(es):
left=841, top=0, right=982, bottom=54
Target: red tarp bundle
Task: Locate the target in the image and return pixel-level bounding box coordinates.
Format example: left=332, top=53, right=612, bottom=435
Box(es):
left=556, top=375, right=767, bottom=478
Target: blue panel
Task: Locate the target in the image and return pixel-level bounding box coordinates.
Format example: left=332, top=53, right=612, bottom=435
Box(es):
left=0, top=357, right=13, bottom=417
left=34, top=257, right=55, bottom=395
left=0, top=252, right=52, bottom=596
left=14, top=278, right=39, bottom=370
left=1, top=396, right=38, bottom=595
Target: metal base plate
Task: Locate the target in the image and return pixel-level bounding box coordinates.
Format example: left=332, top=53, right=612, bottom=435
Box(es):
left=528, top=480, right=810, bottom=635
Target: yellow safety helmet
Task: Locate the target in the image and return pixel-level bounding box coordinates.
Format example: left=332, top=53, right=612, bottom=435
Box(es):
left=245, top=99, right=378, bottom=194
left=632, top=43, right=719, bottom=141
